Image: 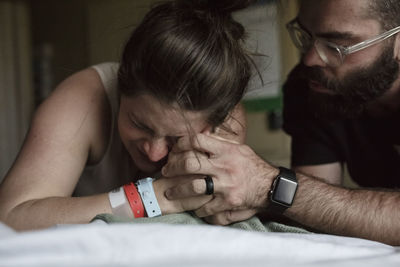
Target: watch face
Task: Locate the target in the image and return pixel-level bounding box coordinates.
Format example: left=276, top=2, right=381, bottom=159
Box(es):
left=272, top=177, right=298, bottom=206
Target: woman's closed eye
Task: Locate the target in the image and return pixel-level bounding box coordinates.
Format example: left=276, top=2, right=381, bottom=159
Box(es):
left=129, top=117, right=155, bottom=135
left=166, top=136, right=180, bottom=146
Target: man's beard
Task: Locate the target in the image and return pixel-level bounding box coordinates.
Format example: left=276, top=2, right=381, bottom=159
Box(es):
left=299, top=45, right=399, bottom=119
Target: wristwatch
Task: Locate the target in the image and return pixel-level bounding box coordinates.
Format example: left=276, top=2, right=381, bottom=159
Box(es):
left=269, top=167, right=298, bottom=212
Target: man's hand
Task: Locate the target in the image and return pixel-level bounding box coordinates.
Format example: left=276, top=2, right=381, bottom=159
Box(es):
left=161, top=133, right=279, bottom=224
left=153, top=176, right=213, bottom=215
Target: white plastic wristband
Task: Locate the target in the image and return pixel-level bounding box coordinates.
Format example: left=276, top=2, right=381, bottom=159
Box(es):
left=108, top=186, right=134, bottom=219
left=136, top=177, right=162, bottom=217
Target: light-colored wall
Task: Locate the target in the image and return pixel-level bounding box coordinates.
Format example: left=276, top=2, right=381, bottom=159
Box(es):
left=278, top=0, right=300, bottom=79
left=245, top=112, right=292, bottom=167
left=245, top=0, right=299, bottom=168
left=0, top=0, right=33, bottom=180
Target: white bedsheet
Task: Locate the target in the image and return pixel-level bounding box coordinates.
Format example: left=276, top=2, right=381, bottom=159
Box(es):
left=0, top=221, right=399, bottom=267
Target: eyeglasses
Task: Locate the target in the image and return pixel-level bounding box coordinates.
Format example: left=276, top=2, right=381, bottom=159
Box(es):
left=286, top=18, right=400, bottom=67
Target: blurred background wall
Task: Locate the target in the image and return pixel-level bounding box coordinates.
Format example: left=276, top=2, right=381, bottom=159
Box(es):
left=0, top=0, right=300, bottom=181
left=0, top=0, right=33, bottom=181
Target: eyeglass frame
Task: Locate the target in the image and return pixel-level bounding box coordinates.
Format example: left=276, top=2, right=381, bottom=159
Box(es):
left=286, top=18, right=400, bottom=66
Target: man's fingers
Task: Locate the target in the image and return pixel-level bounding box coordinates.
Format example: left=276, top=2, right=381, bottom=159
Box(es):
left=165, top=178, right=207, bottom=199
left=208, top=133, right=240, bottom=144
left=165, top=176, right=220, bottom=200
left=163, top=133, right=240, bottom=177
left=203, top=209, right=258, bottom=225
left=194, top=197, right=230, bottom=218
left=177, top=195, right=213, bottom=212
left=172, top=133, right=233, bottom=155
left=162, top=150, right=213, bottom=177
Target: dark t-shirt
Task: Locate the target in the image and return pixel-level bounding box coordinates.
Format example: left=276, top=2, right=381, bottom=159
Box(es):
left=282, top=65, right=400, bottom=188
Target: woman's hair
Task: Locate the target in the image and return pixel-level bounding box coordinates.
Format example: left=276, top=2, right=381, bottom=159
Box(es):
left=118, top=0, right=255, bottom=128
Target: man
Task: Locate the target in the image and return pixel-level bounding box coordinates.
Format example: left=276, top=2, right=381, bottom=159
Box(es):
left=161, top=0, right=400, bottom=246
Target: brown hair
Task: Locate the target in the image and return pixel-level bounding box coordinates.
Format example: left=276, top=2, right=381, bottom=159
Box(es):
left=118, top=0, right=255, bottom=128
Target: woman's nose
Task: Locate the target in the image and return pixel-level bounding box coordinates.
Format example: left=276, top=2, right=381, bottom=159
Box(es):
left=143, top=138, right=170, bottom=162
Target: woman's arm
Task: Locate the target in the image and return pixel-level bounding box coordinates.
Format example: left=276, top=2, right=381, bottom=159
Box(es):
left=0, top=67, right=211, bottom=230
left=0, top=68, right=113, bottom=230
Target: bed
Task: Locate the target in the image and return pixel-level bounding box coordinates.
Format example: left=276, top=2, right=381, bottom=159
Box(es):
left=1, top=213, right=399, bottom=267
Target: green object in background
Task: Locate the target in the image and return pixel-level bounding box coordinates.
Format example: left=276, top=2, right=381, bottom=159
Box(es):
left=243, top=94, right=284, bottom=130
left=242, top=95, right=282, bottom=113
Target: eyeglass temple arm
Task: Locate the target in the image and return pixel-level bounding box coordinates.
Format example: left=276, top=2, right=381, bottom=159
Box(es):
left=344, top=26, right=400, bottom=54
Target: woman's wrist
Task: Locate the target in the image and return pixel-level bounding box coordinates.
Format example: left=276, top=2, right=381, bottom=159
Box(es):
left=108, top=182, right=150, bottom=219
left=108, top=179, right=169, bottom=218
left=108, top=186, right=135, bottom=219
left=152, top=178, right=186, bottom=215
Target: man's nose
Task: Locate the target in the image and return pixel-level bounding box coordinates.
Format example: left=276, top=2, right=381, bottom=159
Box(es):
left=143, top=138, right=170, bottom=162
left=302, top=45, right=328, bottom=68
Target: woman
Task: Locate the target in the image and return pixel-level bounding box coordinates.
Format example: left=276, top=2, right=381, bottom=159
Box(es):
left=0, top=0, right=254, bottom=230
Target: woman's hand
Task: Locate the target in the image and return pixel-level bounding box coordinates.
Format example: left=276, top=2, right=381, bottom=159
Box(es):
left=153, top=175, right=213, bottom=215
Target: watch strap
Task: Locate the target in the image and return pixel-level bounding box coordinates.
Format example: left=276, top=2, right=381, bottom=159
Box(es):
left=278, top=166, right=297, bottom=182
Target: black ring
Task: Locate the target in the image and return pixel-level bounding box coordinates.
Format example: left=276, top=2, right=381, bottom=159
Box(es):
left=204, top=175, right=214, bottom=195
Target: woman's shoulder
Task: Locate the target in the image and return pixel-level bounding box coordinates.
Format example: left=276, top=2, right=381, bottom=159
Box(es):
left=33, top=64, right=116, bottom=164
left=90, top=62, right=120, bottom=114
left=57, top=62, right=119, bottom=91
left=90, top=62, right=119, bottom=80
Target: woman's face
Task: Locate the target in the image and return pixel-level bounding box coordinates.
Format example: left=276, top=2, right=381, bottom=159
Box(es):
left=118, top=94, right=212, bottom=174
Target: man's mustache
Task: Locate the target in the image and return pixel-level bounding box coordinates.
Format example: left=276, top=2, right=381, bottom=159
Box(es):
left=300, top=66, right=338, bottom=92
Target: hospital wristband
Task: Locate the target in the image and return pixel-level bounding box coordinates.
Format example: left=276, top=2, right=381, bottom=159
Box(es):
left=136, top=177, right=162, bottom=218
left=123, top=183, right=145, bottom=218
left=108, top=186, right=134, bottom=219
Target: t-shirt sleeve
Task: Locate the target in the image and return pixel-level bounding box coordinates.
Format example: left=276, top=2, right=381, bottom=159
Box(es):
left=282, top=65, right=344, bottom=167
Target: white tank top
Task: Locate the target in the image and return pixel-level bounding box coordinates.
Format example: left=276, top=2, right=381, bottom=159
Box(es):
left=73, top=62, right=137, bottom=196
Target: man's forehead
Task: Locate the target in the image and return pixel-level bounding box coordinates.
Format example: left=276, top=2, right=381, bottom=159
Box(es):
left=299, top=0, right=368, bottom=20
left=298, top=0, right=379, bottom=35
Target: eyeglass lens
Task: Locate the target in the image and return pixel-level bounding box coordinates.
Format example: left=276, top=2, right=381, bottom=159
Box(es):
left=290, top=26, right=312, bottom=52
left=314, top=41, right=343, bottom=67
left=289, top=24, right=343, bottom=67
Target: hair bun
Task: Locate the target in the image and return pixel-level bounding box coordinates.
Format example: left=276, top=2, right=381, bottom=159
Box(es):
left=207, top=0, right=254, bottom=14
left=177, top=0, right=254, bottom=15
left=174, top=0, right=254, bottom=40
